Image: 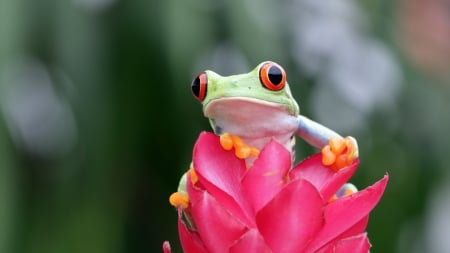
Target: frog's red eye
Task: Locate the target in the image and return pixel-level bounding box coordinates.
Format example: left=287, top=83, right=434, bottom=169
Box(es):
left=259, top=62, right=286, bottom=91
left=191, top=72, right=208, bottom=101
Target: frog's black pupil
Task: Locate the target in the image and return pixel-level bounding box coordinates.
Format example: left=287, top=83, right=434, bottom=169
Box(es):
left=191, top=76, right=200, bottom=97
left=268, top=66, right=283, bottom=85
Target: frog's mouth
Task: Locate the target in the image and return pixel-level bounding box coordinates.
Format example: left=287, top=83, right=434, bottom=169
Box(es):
left=203, top=97, right=299, bottom=139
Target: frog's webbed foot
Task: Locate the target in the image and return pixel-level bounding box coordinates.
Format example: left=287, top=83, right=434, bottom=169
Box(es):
left=328, top=183, right=358, bottom=203
left=168, top=166, right=198, bottom=230
left=219, top=133, right=260, bottom=159
left=169, top=166, right=198, bottom=209
left=321, top=136, right=359, bottom=171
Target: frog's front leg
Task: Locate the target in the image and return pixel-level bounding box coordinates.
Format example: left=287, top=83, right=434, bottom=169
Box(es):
left=296, top=115, right=359, bottom=171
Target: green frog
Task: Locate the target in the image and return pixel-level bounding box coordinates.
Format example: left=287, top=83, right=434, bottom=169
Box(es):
left=170, top=61, right=358, bottom=209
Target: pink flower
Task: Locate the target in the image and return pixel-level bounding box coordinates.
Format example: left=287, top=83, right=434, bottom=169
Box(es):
left=166, top=132, right=388, bottom=253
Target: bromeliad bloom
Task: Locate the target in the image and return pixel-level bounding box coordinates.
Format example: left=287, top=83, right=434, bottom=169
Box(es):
left=165, top=132, right=388, bottom=253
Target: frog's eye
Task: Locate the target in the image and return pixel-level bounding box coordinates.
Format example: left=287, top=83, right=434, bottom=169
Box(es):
left=191, top=72, right=208, bottom=102
left=259, top=62, right=286, bottom=91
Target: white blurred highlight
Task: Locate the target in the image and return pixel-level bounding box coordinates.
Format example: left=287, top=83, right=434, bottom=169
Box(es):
left=425, top=179, right=450, bottom=252
left=290, top=0, right=402, bottom=132
left=0, top=59, right=78, bottom=159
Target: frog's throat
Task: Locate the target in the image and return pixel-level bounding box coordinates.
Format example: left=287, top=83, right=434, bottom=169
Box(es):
left=202, top=97, right=299, bottom=149
left=203, top=97, right=298, bottom=119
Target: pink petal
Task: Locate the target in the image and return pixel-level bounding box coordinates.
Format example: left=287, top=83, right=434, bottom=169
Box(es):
left=290, top=154, right=359, bottom=201
left=334, top=216, right=369, bottom=241
left=187, top=182, right=248, bottom=253
left=315, top=245, right=333, bottom=253
left=229, top=229, right=273, bottom=253
left=314, top=216, right=369, bottom=253
left=193, top=132, right=253, bottom=225
left=242, top=139, right=291, bottom=212
left=178, top=210, right=209, bottom=253
left=305, top=175, right=388, bottom=252
left=334, top=233, right=371, bottom=253
left=162, top=241, right=171, bottom=253
left=316, top=233, right=371, bottom=253
left=256, top=178, right=324, bottom=253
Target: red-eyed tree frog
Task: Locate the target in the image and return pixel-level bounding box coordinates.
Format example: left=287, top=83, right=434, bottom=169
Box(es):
left=169, top=61, right=358, bottom=209
left=191, top=61, right=358, bottom=165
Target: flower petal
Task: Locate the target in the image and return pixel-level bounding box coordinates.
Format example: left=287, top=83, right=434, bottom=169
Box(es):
left=333, top=215, right=369, bottom=241
left=178, top=210, right=209, bottom=253
left=256, top=178, right=324, bottom=253
left=193, top=132, right=253, bottom=225
left=162, top=241, right=171, bottom=253
left=314, top=216, right=369, bottom=253
left=229, top=229, right=273, bottom=253
left=305, top=175, right=388, bottom=252
left=333, top=233, right=371, bottom=253
left=290, top=154, right=359, bottom=201
left=187, top=182, right=248, bottom=253
left=316, top=233, right=371, bottom=253
left=242, top=139, right=291, bottom=212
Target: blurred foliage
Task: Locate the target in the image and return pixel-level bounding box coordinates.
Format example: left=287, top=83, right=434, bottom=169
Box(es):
left=0, top=0, right=449, bottom=252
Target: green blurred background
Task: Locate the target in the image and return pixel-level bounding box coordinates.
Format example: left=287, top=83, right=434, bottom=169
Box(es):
left=0, top=0, right=449, bottom=252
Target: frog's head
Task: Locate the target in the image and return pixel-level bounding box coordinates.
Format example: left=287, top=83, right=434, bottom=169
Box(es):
left=191, top=61, right=300, bottom=119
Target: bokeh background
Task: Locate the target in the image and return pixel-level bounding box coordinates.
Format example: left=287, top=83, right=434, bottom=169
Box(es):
left=0, top=0, right=449, bottom=252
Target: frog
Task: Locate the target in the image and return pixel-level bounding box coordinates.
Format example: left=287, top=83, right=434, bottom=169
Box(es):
left=169, top=61, right=358, bottom=209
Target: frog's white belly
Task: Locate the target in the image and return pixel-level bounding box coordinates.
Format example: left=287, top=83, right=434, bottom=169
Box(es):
left=204, top=97, right=299, bottom=152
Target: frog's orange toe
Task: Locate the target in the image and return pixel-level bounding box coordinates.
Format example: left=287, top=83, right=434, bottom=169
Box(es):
left=169, top=192, right=189, bottom=209
left=250, top=147, right=260, bottom=157
left=219, top=133, right=233, bottom=150
left=329, top=137, right=346, bottom=154
left=235, top=145, right=251, bottom=159
left=321, top=145, right=336, bottom=166
left=344, top=136, right=359, bottom=161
